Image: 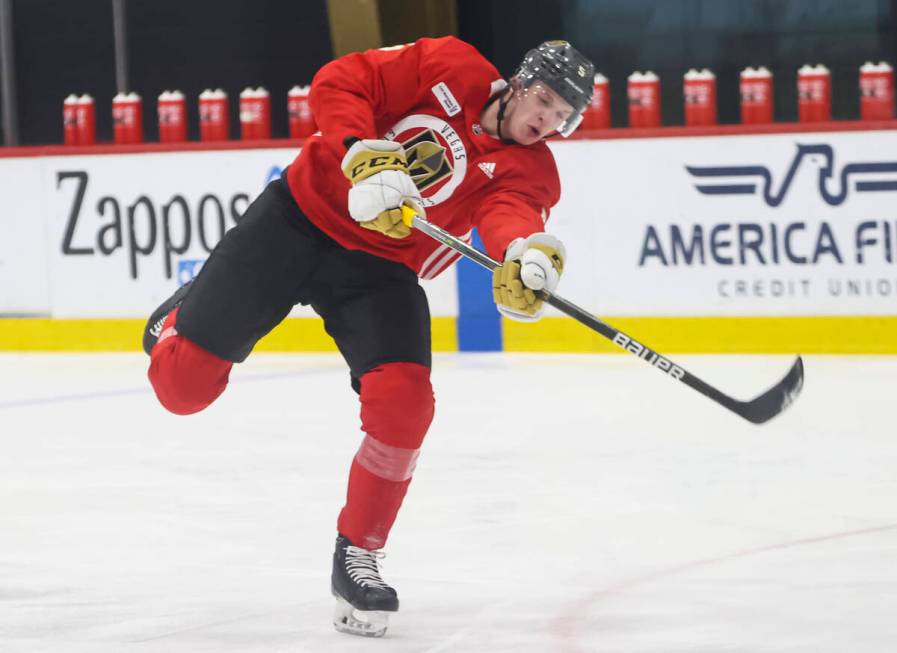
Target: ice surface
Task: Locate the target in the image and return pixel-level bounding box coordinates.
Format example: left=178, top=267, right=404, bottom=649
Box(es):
left=1, top=352, right=895, bottom=652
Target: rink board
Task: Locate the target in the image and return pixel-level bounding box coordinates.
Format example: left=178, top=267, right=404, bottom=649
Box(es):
left=1, top=315, right=894, bottom=354
left=1, top=124, right=896, bottom=353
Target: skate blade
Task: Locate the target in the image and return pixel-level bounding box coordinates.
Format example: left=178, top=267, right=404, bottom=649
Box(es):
left=332, top=595, right=390, bottom=637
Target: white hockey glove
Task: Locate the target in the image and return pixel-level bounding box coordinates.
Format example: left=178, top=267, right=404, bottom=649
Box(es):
left=341, top=139, right=424, bottom=239
left=492, top=233, right=566, bottom=321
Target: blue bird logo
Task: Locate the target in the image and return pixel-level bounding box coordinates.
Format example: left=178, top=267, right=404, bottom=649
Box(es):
left=685, top=144, right=897, bottom=206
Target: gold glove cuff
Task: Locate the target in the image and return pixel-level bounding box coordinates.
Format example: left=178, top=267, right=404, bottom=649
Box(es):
left=492, top=261, right=542, bottom=315
left=360, top=208, right=412, bottom=239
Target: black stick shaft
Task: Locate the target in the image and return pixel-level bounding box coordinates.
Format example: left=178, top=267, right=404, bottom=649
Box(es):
left=409, top=214, right=802, bottom=424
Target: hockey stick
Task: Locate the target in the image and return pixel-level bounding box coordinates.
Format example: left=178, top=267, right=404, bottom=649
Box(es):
left=400, top=206, right=804, bottom=425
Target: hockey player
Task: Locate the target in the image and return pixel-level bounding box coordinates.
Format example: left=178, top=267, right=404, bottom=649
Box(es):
left=142, top=37, right=593, bottom=637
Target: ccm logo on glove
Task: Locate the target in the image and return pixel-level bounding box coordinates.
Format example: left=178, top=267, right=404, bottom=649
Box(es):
left=346, top=154, right=408, bottom=182
left=340, top=139, right=424, bottom=239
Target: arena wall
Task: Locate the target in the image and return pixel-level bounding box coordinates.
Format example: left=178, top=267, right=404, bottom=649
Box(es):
left=2, top=124, right=895, bottom=353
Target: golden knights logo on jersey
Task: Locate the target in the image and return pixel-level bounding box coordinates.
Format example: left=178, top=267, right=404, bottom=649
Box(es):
left=384, top=114, right=468, bottom=208
left=400, top=129, right=453, bottom=191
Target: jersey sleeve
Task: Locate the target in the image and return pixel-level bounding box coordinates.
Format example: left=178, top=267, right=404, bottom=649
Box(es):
left=309, top=37, right=479, bottom=151
left=473, top=147, right=562, bottom=261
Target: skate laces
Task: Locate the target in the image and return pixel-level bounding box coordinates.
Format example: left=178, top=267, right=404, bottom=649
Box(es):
left=344, top=545, right=390, bottom=589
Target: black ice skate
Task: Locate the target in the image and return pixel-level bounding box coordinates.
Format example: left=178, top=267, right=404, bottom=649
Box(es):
left=331, top=534, right=398, bottom=637
left=142, top=280, right=193, bottom=355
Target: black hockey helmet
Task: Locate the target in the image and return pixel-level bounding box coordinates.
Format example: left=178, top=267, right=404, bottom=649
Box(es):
left=512, top=40, right=595, bottom=137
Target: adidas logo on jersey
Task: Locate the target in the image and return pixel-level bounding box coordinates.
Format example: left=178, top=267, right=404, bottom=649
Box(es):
left=478, top=161, right=496, bottom=179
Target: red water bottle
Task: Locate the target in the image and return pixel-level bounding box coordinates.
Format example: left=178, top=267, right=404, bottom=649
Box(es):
left=170, top=90, right=188, bottom=142
left=158, top=91, right=171, bottom=142
left=199, top=88, right=229, bottom=141
left=159, top=90, right=188, bottom=142
left=683, top=68, right=717, bottom=126
left=581, top=73, right=610, bottom=130
left=288, top=85, right=316, bottom=138
left=240, top=87, right=272, bottom=140
left=113, top=92, right=143, bottom=144
left=239, top=88, right=255, bottom=139
left=628, top=71, right=661, bottom=128
left=198, top=90, right=210, bottom=140
left=797, top=64, right=831, bottom=122
left=129, top=92, right=144, bottom=143
left=859, top=61, right=894, bottom=121
left=112, top=93, right=127, bottom=143
left=257, top=87, right=272, bottom=139
left=642, top=72, right=661, bottom=127
left=740, top=66, right=774, bottom=124
left=63, top=94, right=79, bottom=145
left=76, top=94, right=96, bottom=145
left=627, top=72, right=644, bottom=127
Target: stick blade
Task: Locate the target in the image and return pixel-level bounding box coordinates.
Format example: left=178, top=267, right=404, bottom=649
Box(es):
left=735, top=356, right=805, bottom=425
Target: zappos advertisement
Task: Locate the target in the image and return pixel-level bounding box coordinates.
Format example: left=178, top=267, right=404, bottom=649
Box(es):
left=0, top=147, right=457, bottom=318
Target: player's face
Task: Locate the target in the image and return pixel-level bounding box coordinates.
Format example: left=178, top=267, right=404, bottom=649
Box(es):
left=506, top=82, right=574, bottom=145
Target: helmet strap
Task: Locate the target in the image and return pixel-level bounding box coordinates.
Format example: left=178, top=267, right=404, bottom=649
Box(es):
left=496, top=87, right=518, bottom=145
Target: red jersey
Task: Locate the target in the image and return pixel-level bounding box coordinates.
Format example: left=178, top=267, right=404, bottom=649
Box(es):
left=286, top=36, right=561, bottom=279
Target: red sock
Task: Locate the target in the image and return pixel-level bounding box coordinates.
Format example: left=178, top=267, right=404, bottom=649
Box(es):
left=337, top=363, right=435, bottom=549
